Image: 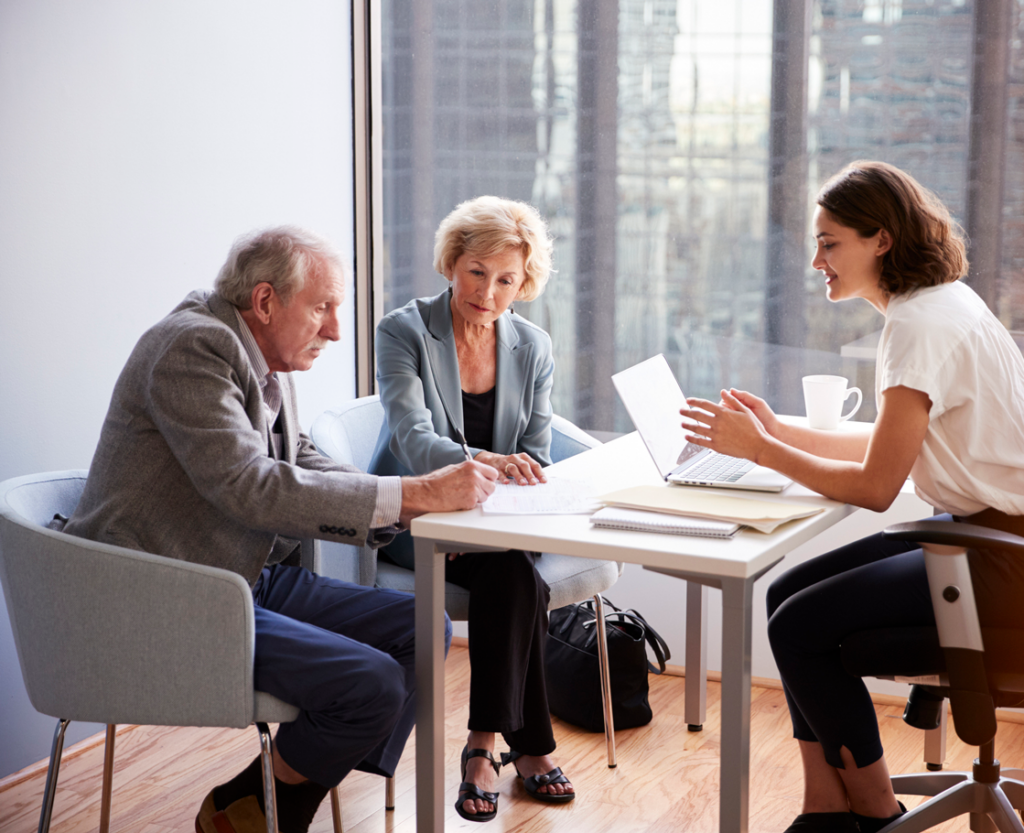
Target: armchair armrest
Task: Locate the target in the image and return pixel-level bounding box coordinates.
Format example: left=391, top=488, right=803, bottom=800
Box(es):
left=0, top=521, right=257, bottom=730
left=884, top=520, right=1024, bottom=555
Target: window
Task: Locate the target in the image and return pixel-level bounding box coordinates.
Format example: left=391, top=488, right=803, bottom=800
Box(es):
left=374, top=0, right=1024, bottom=432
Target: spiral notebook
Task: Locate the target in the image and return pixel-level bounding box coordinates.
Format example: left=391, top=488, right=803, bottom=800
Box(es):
left=589, top=507, right=740, bottom=538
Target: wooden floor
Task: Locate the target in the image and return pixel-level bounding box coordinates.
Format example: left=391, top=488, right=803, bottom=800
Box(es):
left=3, top=645, right=1024, bottom=833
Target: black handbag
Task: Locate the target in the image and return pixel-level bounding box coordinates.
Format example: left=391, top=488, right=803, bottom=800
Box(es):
left=545, top=597, right=670, bottom=732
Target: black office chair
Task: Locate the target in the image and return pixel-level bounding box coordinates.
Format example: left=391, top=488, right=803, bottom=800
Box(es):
left=841, top=520, right=1024, bottom=833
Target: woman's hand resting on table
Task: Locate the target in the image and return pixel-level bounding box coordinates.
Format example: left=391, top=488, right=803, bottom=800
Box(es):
left=681, top=389, right=775, bottom=464
left=473, top=451, right=547, bottom=486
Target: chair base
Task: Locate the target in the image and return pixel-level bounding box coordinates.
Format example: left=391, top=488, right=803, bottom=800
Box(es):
left=884, top=770, right=1024, bottom=833
left=36, top=719, right=346, bottom=833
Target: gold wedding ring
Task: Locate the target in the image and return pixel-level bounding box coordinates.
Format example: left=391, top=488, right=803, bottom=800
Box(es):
left=505, top=463, right=516, bottom=474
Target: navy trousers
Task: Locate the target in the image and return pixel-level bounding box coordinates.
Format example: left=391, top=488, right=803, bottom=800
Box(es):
left=251, top=564, right=452, bottom=788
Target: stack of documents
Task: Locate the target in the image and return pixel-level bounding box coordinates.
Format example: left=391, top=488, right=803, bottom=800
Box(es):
left=597, top=485, right=824, bottom=534
left=589, top=507, right=739, bottom=538
left=481, top=478, right=601, bottom=515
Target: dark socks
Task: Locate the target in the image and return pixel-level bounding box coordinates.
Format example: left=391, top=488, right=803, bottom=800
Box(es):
left=272, top=778, right=330, bottom=833
left=212, top=755, right=331, bottom=833
left=213, top=756, right=264, bottom=812
left=853, top=801, right=907, bottom=833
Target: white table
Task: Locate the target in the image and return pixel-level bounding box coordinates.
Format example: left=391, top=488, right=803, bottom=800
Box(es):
left=410, top=432, right=857, bottom=833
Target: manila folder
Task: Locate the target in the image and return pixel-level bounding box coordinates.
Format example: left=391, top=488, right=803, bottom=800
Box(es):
left=597, top=485, right=823, bottom=534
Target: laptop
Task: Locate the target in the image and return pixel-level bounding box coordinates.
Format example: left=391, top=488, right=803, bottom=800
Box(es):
left=611, top=354, right=792, bottom=492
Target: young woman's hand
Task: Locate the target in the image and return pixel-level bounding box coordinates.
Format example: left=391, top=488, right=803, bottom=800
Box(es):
left=722, top=389, right=782, bottom=437
left=681, top=389, right=773, bottom=463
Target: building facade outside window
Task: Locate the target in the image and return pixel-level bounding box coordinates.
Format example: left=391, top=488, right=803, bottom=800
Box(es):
left=379, top=0, right=1024, bottom=434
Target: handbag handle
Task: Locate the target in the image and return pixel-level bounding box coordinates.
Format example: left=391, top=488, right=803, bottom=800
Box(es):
left=579, top=606, right=671, bottom=674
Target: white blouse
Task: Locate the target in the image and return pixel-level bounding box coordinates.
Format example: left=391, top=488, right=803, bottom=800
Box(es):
left=877, top=280, right=1024, bottom=516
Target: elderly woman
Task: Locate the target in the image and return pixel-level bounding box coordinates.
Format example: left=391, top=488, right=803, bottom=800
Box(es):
left=370, top=196, right=572, bottom=822
left=682, top=161, right=1024, bottom=833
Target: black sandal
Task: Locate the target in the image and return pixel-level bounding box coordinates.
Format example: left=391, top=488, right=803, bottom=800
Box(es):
left=500, top=750, right=575, bottom=804
left=455, top=745, right=501, bottom=823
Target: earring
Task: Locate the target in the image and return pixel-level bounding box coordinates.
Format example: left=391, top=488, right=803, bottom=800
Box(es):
left=447, top=282, right=453, bottom=296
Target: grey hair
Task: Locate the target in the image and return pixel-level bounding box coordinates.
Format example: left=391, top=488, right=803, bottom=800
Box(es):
left=214, top=226, right=343, bottom=309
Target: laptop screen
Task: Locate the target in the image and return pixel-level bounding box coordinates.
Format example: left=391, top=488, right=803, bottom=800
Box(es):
left=612, top=354, right=696, bottom=479
left=675, top=441, right=705, bottom=470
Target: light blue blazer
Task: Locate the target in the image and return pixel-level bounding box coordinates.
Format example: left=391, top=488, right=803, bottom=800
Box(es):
left=371, top=291, right=555, bottom=566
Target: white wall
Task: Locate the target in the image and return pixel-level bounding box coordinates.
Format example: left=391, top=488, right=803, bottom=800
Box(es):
left=0, top=0, right=355, bottom=778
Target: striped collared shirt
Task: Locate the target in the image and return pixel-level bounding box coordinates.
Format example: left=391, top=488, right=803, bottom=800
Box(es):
left=232, top=306, right=401, bottom=528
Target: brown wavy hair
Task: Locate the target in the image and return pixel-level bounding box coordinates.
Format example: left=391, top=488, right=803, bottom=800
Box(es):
left=816, top=161, right=968, bottom=296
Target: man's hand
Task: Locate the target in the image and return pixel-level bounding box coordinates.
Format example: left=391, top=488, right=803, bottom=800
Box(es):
left=399, top=461, right=499, bottom=527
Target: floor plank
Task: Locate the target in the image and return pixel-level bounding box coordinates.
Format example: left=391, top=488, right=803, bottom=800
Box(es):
left=3, top=645, right=1024, bottom=833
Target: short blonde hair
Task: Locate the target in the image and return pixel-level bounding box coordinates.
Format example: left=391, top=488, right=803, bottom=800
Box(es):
left=433, top=196, right=554, bottom=302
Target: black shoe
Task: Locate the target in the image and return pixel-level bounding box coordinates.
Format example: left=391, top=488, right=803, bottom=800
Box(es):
left=455, top=745, right=501, bottom=823
left=500, top=750, right=575, bottom=805
left=782, top=812, right=859, bottom=833
left=852, top=801, right=908, bottom=833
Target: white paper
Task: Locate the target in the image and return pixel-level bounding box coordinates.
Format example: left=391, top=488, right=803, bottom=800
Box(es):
left=481, top=477, right=601, bottom=515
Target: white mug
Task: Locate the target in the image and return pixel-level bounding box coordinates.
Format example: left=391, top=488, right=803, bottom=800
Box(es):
left=802, top=375, right=862, bottom=430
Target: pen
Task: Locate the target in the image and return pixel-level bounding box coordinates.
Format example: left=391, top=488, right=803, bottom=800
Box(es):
left=455, top=428, right=474, bottom=463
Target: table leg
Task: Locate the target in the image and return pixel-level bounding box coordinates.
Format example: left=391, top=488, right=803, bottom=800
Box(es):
left=685, top=581, right=708, bottom=731
left=415, top=537, right=447, bottom=833
left=719, top=577, right=754, bottom=833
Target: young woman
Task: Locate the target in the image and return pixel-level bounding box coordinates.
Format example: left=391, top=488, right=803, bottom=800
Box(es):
left=681, top=161, right=1024, bottom=833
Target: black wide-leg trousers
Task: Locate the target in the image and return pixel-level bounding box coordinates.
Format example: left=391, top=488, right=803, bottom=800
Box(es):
left=445, top=549, right=556, bottom=756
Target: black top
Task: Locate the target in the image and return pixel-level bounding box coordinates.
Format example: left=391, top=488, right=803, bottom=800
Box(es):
left=462, top=387, right=496, bottom=452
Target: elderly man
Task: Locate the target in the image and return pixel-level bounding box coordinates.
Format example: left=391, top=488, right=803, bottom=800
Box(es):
left=66, top=227, right=498, bottom=833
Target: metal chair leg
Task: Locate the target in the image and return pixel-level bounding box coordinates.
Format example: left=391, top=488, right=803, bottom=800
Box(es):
left=329, top=787, right=343, bottom=833
left=592, top=594, right=617, bottom=768
left=924, top=707, right=948, bottom=771
left=256, top=723, right=279, bottom=833
left=385, top=775, right=395, bottom=810
left=37, top=718, right=70, bottom=833
left=99, top=724, right=116, bottom=833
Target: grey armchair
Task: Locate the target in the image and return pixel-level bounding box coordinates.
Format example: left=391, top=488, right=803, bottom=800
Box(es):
left=840, top=520, right=1024, bottom=833
left=310, top=396, right=623, bottom=766
left=0, top=471, right=343, bottom=833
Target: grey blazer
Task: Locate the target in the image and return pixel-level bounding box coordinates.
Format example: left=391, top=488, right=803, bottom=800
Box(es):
left=372, top=290, right=555, bottom=480
left=66, top=290, right=384, bottom=587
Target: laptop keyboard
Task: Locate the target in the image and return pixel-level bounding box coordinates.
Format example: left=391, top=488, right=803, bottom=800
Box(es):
left=683, top=454, right=756, bottom=483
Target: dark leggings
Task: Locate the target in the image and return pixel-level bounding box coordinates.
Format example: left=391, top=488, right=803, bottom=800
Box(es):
left=444, top=549, right=556, bottom=756
left=767, top=524, right=935, bottom=769
left=768, top=512, right=1024, bottom=770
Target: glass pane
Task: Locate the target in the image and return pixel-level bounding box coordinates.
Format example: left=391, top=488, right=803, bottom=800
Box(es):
left=381, top=0, right=1022, bottom=433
